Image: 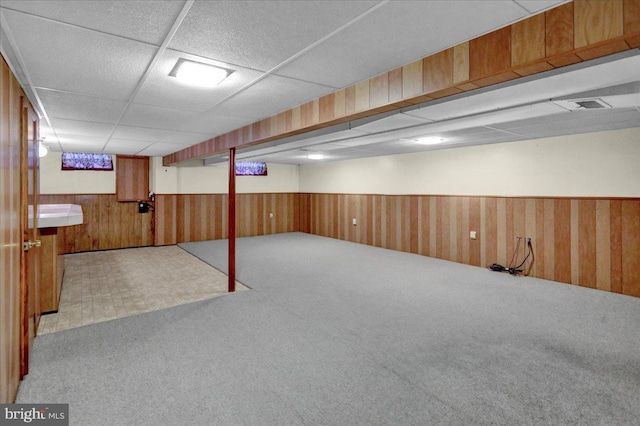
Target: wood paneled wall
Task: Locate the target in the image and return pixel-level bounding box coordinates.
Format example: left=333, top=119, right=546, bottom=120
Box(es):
left=1, top=56, right=26, bottom=402
left=164, top=0, right=640, bottom=165
left=154, top=193, right=300, bottom=246
left=39, top=194, right=153, bottom=253
left=300, top=194, right=640, bottom=298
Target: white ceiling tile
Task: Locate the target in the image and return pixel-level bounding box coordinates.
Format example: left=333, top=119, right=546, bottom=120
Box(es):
left=353, top=113, right=432, bottom=133
left=120, top=104, right=200, bottom=129
left=301, top=143, right=351, bottom=152
left=514, top=0, right=568, bottom=14
left=158, top=132, right=212, bottom=146
left=50, top=118, right=115, bottom=137
left=102, top=139, right=153, bottom=155
left=134, top=49, right=265, bottom=112
left=0, top=0, right=184, bottom=45
left=37, top=89, right=127, bottom=123
left=57, top=134, right=110, bottom=151
left=39, top=124, right=58, bottom=142
left=212, top=74, right=335, bottom=120
left=508, top=109, right=640, bottom=138
left=111, top=125, right=171, bottom=142
left=276, top=1, right=527, bottom=87
left=493, top=108, right=634, bottom=131
left=136, top=143, right=192, bottom=157
left=178, top=113, right=253, bottom=135
left=3, top=9, right=157, bottom=100
left=281, top=129, right=369, bottom=147
left=169, top=0, right=378, bottom=71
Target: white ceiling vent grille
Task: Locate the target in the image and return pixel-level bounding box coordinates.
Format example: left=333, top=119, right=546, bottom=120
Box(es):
left=552, top=98, right=613, bottom=111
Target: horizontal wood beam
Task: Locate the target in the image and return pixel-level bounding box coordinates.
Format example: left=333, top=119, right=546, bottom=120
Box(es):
left=163, top=0, right=640, bottom=166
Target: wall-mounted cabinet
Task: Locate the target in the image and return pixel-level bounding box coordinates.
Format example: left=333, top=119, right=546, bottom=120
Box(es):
left=116, top=155, right=149, bottom=202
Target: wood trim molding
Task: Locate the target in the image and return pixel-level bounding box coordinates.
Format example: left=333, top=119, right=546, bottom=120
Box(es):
left=163, top=0, right=640, bottom=166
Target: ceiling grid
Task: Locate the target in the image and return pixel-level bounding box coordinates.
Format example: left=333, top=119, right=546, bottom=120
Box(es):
left=1, top=0, right=638, bottom=163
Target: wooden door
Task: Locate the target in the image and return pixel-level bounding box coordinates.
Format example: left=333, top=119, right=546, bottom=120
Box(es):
left=20, top=99, right=40, bottom=378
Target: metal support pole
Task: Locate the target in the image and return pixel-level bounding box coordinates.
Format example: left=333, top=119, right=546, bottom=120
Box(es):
left=228, top=147, right=236, bottom=293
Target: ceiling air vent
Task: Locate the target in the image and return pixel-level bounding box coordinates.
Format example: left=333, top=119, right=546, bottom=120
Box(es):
left=551, top=98, right=612, bottom=111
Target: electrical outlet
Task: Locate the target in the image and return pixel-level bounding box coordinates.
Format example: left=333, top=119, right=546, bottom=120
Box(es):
left=470, top=231, right=477, bottom=240
left=269, top=213, right=273, bottom=219
left=352, top=218, right=357, bottom=226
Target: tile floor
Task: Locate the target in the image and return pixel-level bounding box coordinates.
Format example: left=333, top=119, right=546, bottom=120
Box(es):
left=38, top=245, right=247, bottom=334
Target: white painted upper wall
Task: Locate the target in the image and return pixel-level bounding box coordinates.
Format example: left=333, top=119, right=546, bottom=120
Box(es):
left=299, top=128, right=640, bottom=197
left=41, top=128, right=640, bottom=197
left=40, top=151, right=116, bottom=194
left=150, top=158, right=299, bottom=194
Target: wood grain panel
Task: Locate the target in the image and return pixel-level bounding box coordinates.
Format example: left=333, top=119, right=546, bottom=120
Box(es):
left=354, top=81, right=369, bottom=112
left=546, top=2, right=574, bottom=60
left=496, top=198, right=507, bottom=265
left=625, top=0, right=640, bottom=34
left=484, top=198, right=498, bottom=267
left=595, top=200, right=611, bottom=292
left=578, top=200, right=597, bottom=289
left=462, top=197, right=483, bottom=266
left=423, top=48, right=454, bottom=95
left=116, top=156, right=149, bottom=202
left=553, top=200, right=572, bottom=284
left=621, top=200, right=640, bottom=297
left=469, top=26, right=511, bottom=80
left=319, top=93, right=335, bottom=123
left=370, top=73, right=389, bottom=108
left=453, top=42, right=470, bottom=85
left=512, top=13, right=546, bottom=67
left=610, top=200, right=622, bottom=293
left=624, top=0, right=640, bottom=48
left=388, top=68, right=403, bottom=103
left=574, top=0, right=624, bottom=48
left=402, top=59, right=423, bottom=99
left=300, top=100, right=319, bottom=128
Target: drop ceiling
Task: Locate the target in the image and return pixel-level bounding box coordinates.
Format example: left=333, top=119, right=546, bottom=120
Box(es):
left=1, top=1, right=638, bottom=164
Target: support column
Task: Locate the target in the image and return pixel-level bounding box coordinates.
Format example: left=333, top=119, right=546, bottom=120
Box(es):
left=228, top=147, right=236, bottom=292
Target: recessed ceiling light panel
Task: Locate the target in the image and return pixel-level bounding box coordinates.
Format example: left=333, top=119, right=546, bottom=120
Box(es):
left=169, top=59, right=233, bottom=88
left=307, top=154, right=324, bottom=160
left=402, top=137, right=446, bottom=145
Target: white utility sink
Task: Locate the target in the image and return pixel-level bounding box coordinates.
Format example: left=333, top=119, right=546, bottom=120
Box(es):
left=29, top=204, right=84, bottom=228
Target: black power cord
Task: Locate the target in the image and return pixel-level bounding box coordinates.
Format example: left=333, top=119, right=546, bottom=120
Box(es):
left=489, top=237, right=533, bottom=275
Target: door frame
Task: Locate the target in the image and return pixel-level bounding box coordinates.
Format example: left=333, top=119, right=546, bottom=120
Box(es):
left=19, top=98, right=39, bottom=379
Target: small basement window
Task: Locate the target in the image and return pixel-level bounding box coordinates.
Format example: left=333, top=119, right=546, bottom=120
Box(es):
left=61, top=152, right=113, bottom=171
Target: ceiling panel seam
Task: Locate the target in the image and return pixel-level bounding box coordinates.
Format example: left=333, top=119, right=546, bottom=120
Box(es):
left=0, top=9, right=60, bottom=150
left=101, top=0, right=195, bottom=153
left=0, top=5, right=162, bottom=48
left=163, top=0, right=391, bottom=142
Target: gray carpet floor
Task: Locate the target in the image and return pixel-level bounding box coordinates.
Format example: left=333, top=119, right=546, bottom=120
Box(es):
left=17, top=232, right=640, bottom=425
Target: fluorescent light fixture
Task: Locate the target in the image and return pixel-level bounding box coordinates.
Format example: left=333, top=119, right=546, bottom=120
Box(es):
left=403, top=137, right=446, bottom=145
left=169, top=59, right=233, bottom=87
left=307, top=154, right=324, bottom=160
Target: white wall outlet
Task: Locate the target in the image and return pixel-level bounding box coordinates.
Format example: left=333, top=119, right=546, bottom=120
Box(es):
left=470, top=231, right=477, bottom=240
left=352, top=218, right=357, bottom=226
left=269, top=213, right=273, bottom=219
